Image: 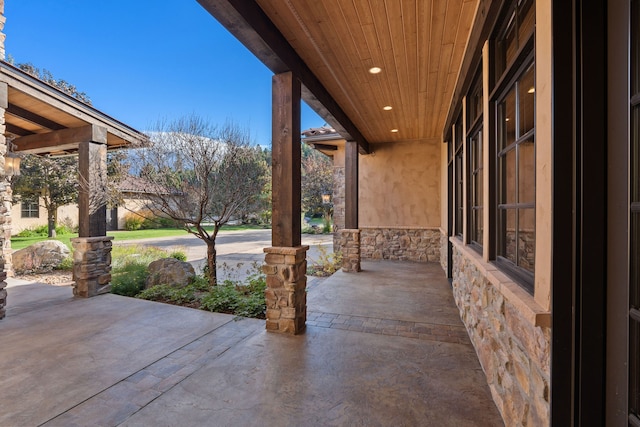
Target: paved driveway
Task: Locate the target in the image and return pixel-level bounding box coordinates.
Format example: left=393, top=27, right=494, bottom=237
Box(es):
left=115, top=229, right=333, bottom=279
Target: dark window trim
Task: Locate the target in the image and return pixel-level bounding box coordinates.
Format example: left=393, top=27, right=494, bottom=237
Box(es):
left=492, top=49, right=536, bottom=292
left=21, top=198, right=39, bottom=219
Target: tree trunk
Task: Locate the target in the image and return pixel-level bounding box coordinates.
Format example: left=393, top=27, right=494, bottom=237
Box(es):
left=48, top=211, right=56, bottom=238
left=206, top=240, right=217, bottom=287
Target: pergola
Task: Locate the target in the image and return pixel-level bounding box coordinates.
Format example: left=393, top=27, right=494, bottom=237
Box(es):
left=0, top=60, right=146, bottom=301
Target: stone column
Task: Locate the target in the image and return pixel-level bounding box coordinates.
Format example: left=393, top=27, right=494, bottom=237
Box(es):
left=340, top=229, right=361, bottom=272
left=263, top=246, right=308, bottom=335
left=71, top=236, right=113, bottom=297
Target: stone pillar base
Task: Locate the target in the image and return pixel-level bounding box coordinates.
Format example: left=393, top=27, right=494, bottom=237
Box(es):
left=71, top=236, right=114, bottom=298
left=340, top=229, right=361, bottom=272
left=262, top=246, right=309, bottom=335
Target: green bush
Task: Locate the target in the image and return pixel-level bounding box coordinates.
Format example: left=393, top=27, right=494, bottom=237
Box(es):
left=110, top=245, right=170, bottom=297
left=137, top=284, right=197, bottom=305
left=15, top=223, right=74, bottom=238
left=54, top=255, right=74, bottom=271
left=124, top=214, right=144, bottom=231
left=307, top=245, right=343, bottom=276
left=169, top=250, right=187, bottom=261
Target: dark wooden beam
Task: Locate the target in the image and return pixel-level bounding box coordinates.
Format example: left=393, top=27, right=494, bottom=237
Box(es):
left=345, top=140, right=358, bottom=229
left=271, top=72, right=301, bottom=247
left=7, top=103, right=65, bottom=131
left=78, top=139, right=107, bottom=237
left=197, top=0, right=370, bottom=154
left=13, top=125, right=107, bottom=154
left=311, top=143, right=338, bottom=151
left=5, top=123, right=34, bottom=137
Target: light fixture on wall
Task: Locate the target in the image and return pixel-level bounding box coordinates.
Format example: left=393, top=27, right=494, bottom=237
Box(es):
left=321, top=192, right=331, bottom=204
left=4, top=141, right=20, bottom=177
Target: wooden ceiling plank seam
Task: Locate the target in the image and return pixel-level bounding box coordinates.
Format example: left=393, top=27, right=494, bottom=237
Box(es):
left=443, top=0, right=465, bottom=45
left=417, top=0, right=432, bottom=95
left=297, top=0, right=378, bottom=139
left=280, top=0, right=376, bottom=140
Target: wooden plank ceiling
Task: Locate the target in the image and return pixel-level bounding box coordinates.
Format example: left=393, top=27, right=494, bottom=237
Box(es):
left=253, top=0, right=478, bottom=145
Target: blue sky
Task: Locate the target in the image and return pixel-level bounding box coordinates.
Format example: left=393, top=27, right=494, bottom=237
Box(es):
left=4, top=0, right=324, bottom=147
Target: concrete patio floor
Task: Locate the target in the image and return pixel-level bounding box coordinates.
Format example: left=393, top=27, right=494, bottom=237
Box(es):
left=0, top=261, right=503, bottom=426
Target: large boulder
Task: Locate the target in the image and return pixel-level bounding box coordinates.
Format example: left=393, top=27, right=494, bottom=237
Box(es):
left=146, top=258, right=195, bottom=289
left=13, top=240, right=71, bottom=274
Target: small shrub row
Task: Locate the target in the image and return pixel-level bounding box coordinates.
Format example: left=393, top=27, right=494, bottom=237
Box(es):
left=15, top=224, right=75, bottom=238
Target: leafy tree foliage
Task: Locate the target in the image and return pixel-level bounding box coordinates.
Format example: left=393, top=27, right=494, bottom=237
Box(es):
left=134, top=115, right=269, bottom=286
left=12, top=155, right=78, bottom=237
left=301, top=145, right=333, bottom=218
left=12, top=61, right=92, bottom=105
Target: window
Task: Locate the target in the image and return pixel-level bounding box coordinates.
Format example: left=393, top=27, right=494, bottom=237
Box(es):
left=492, top=0, right=535, bottom=292
left=21, top=198, right=39, bottom=218
left=495, top=0, right=534, bottom=83
left=467, top=71, right=483, bottom=249
left=496, top=60, right=535, bottom=291
left=629, top=0, right=640, bottom=421
left=453, top=116, right=464, bottom=237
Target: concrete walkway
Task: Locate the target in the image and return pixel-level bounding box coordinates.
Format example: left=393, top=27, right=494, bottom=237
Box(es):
left=0, top=261, right=503, bottom=426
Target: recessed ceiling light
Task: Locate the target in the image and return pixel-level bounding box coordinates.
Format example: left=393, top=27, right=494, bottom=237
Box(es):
left=391, top=129, right=399, bottom=133
left=369, top=67, right=382, bottom=74
left=383, top=105, right=393, bottom=111
left=528, top=87, right=535, bottom=94
left=505, top=118, right=510, bottom=122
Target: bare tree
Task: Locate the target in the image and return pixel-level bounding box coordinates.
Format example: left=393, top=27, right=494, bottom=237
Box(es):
left=134, top=115, right=269, bottom=286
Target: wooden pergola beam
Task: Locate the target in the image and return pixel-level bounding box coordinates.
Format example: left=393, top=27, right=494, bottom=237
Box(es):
left=13, top=124, right=107, bottom=154
left=197, top=0, right=370, bottom=154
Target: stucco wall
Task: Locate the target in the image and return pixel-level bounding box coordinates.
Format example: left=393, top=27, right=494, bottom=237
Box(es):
left=10, top=201, right=78, bottom=233
left=360, top=140, right=441, bottom=228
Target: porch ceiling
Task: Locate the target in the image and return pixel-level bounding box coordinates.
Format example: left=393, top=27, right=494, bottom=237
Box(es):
left=199, top=0, right=478, bottom=146
left=0, top=61, right=146, bottom=156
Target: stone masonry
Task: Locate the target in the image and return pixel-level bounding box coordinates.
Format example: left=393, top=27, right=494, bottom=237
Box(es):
left=263, top=246, right=309, bottom=335
left=340, top=229, right=361, bottom=272
left=360, top=227, right=441, bottom=263
left=440, top=230, right=448, bottom=273
left=451, top=245, right=550, bottom=426
left=71, top=236, right=114, bottom=297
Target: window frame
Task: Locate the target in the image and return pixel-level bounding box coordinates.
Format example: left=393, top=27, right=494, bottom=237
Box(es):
left=453, top=114, right=464, bottom=239
left=467, top=69, right=484, bottom=252
left=21, top=197, right=40, bottom=219
left=491, top=37, right=536, bottom=293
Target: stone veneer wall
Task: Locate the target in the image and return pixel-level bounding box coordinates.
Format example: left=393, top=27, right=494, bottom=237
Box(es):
left=340, top=229, right=361, bottom=272
left=359, top=227, right=441, bottom=263
left=439, top=229, right=448, bottom=272
left=451, top=244, right=550, bottom=426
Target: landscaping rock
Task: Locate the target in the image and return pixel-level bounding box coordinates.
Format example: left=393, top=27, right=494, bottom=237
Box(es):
left=13, top=240, right=71, bottom=274
left=146, top=258, right=195, bottom=289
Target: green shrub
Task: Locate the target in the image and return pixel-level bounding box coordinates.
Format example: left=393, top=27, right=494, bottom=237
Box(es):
left=55, top=255, right=74, bottom=271
left=110, top=245, right=170, bottom=297
left=124, top=214, right=144, bottom=231
left=137, top=284, right=197, bottom=305
left=15, top=227, right=39, bottom=238
left=169, top=250, right=187, bottom=261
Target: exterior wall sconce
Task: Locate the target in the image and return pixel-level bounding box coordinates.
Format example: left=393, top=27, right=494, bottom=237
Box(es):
left=4, top=152, right=20, bottom=177
left=322, top=192, right=331, bottom=204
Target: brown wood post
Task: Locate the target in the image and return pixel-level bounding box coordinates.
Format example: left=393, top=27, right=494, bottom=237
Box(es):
left=345, top=140, right=358, bottom=229
left=77, top=126, right=108, bottom=238
left=271, top=71, right=301, bottom=247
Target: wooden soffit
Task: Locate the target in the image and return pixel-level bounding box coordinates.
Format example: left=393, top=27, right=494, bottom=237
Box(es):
left=0, top=61, right=147, bottom=156
left=198, top=0, right=479, bottom=147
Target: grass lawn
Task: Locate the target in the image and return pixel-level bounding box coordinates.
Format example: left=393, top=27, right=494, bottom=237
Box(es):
left=10, top=224, right=267, bottom=251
